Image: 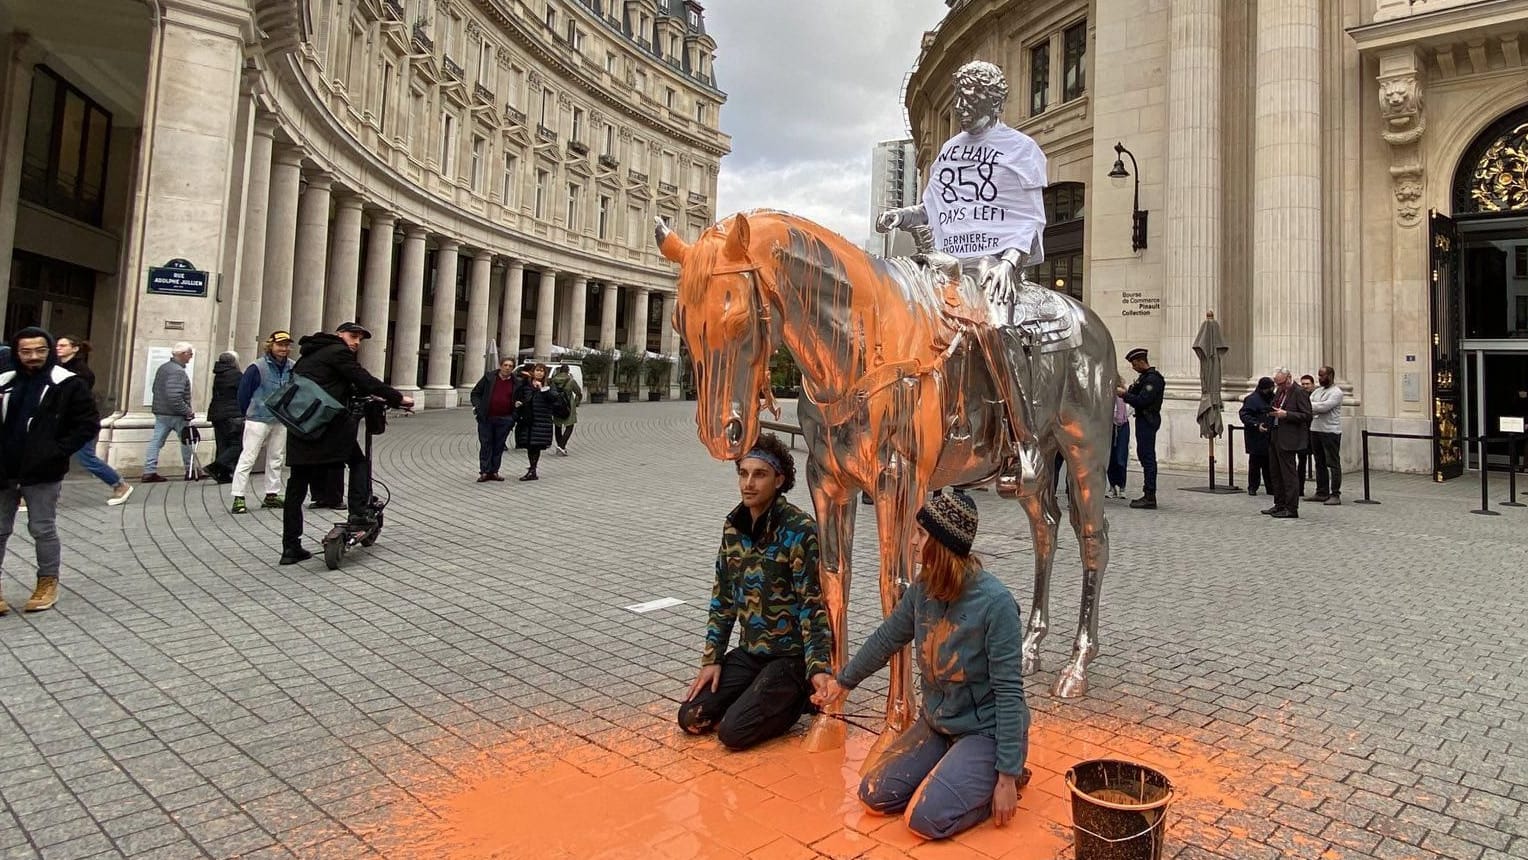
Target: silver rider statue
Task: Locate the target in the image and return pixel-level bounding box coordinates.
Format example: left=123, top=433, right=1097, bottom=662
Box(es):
left=877, top=60, right=1051, bottom=491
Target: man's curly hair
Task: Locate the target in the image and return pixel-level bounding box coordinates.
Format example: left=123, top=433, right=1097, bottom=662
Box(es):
left=739, top=432, right=797, bottom=494
left=954, top=60, right=1009, bottom=105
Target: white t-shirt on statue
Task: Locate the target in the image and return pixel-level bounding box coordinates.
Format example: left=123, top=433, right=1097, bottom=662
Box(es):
left=922, top=123, right=1048, bottom=265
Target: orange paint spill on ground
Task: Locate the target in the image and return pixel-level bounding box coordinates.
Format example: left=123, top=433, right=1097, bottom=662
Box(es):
left=372, top=709, right=1289, bottom=859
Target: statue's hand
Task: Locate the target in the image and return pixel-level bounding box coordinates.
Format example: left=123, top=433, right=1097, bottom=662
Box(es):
left=981, top=259, right=1016, bottom=305
left=875, top=210, right=900, bottom=234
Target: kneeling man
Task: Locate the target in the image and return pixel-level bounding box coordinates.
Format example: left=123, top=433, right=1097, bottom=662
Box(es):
left=680, top=433, right=833, bottom=749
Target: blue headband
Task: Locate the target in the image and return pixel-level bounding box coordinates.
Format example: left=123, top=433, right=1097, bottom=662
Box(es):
left=740, top=448, right=785, bottom=476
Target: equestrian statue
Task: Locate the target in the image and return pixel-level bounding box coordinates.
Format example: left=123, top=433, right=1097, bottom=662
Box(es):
left=658, top=61, right=1120, bottom=753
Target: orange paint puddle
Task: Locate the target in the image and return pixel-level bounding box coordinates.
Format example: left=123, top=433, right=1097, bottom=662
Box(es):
left=371, top=709, right=1296, bottom=859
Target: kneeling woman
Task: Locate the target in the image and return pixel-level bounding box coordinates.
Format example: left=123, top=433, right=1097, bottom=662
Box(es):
left=814, top=489, right=1029, bottom=840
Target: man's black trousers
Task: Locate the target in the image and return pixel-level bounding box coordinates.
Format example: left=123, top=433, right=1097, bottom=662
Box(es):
left=677, top=649, right=810, bottom=751
left=283, top=443, right=371, bottom=549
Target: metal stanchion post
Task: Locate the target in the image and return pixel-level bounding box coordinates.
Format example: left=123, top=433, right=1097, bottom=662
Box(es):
left=1502, top=434, right=1524, bottom=508
left=1226, top=426, right=1239, bottom=490
left=1354, top=429, right=1379, bottom=505
left=1472, top=435, right=1499, bottom=516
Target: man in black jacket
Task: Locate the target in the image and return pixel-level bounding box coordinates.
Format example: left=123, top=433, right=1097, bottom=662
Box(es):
left=1265, top=368, right=1313, bottom=519
left=280, top=322, right=413, bottom=564
left=0, top=327, right=100, bottom=613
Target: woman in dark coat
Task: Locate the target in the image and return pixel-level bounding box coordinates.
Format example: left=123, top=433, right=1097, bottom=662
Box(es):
left=513, top=363, right=558, bottom=481
left=206, top=351, right=245, bottom=482
left=1238, top=376, right=1276, bottom=496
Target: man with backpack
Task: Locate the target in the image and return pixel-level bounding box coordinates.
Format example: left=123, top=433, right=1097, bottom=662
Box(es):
left=277, top=322, right=412, bottom=565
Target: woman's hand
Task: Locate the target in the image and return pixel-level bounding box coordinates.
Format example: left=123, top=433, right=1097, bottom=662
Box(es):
left=810, top=675, right=847, bottom=708
left=992, top=772, right=1019, bottom=827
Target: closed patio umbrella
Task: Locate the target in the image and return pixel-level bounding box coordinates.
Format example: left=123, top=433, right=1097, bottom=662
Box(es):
left=1193, top=312, right=1228, bottom=439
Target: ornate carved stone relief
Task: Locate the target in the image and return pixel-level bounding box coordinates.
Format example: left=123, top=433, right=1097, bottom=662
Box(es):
left=1376, top=50, right=1427, bottom=228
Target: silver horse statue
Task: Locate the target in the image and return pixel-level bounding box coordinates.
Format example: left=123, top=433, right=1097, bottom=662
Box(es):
left=658, top=208, right=1118, bottom=751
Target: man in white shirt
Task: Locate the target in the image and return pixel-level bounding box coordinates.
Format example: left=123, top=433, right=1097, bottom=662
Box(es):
left=1307, top=365, right=1345, bottom=505
left=875, top=60, right=1048, bottom=488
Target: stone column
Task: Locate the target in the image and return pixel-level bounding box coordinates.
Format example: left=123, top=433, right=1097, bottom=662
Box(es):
left=627, top=286, right=651, bottom=351
left=659, top=291, right=677, bottom=356
left=289, top=172, right=333, bottom=337
left=1162, top=0, right=1223, bottom=381
left=259, top=146, right=305, bottom=338
left=0, top=35, right=42, bottom=309
left=359, top=211, right=397, bottom=378
left=463, top=249, right=494, bottom=385
left=499, top=260, right=525, bottom=359
left=1252, top=0, right=1323, bottom=375
left=567, top=276, right=589, bottom=349
left=426, top=238, right=461, bottom=401
left=391, top=225, right=428, bottom=392
left=234, top=116, right=277, bottom=356
left=533, top=268, right=557, bottom=360
left=599, top=283, right=620, bottom=349
left=324, top=192, right=365, bottom=329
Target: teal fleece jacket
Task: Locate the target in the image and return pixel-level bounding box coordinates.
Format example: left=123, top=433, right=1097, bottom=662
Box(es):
left=836, top=568, right=1030, bottom=776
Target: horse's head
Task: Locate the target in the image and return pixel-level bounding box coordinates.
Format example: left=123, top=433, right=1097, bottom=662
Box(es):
left=658, top=213, right=776, bottom=460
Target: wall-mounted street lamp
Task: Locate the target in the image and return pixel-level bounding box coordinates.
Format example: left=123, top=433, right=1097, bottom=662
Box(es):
left=1108, top=142, right=1148, bottom=252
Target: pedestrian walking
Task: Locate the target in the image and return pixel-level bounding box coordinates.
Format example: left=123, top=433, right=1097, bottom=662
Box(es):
left=1265, top=369, right=1313, bottom=519
left=813, top=489, right=1029, bottom=840
left=679, top=433, right=833, bottom=751
left=53, top=336, right=132, bottom=506
left=512, top=363, right=558, bottom=481
left=142, top=342, right=196, bottom=483
left=1106, top=394, right=1129, bottom=498
left=229, top=331, right=294, bottom=514
left=1118, top=347, right=1164, bottom=509
left=1239, top=377, right=1276, bottom=496
left=0, top=327, right=101, bottom=614
left=205, top=351, right=244, bottom=483
left=550, top=363, right=583, bottom=456
left=1307, top=365, right=1345, bottom=505
left=470, top=358, right=518, bottom=481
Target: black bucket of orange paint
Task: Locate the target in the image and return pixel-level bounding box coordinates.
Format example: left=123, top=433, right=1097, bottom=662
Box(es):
left=1065, top=759, right=1174, bottom=860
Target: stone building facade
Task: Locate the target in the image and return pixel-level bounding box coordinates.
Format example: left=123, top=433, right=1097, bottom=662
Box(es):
left=0, top=0, right=728, bottom=470
left=908, top=0, right=1528, bottom=477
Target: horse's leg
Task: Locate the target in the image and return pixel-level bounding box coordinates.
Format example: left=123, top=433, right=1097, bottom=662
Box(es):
left=864, top=447, right=922, bottom=766
left=803, top=458, right=855, bottom=751
left=1054, top=430, right=1110, bottom=698
left=1016, top=444, right=1061, bottom=677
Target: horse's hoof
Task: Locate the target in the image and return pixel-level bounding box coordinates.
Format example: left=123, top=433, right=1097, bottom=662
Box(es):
left=802, top=714, right=846, bottom=753
left=1021, top=653, right=1041, bottom=676
left=861, top=728, right=903, bottom=776
left=1052, top=668, right=1089, bottom=699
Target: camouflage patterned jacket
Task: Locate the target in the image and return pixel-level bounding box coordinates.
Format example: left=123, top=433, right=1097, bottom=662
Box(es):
left=703, top=494, right=833, bottom=677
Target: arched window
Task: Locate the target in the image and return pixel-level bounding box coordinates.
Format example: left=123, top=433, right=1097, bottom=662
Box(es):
left=1452, top=104, right=1528, bottom=216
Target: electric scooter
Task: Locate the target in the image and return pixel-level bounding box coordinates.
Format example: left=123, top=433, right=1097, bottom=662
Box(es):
left=322, top=398, right=395, bottom=571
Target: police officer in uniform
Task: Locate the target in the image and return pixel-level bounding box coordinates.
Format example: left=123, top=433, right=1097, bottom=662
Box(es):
left=1117, top=347, right=1165, bottom=509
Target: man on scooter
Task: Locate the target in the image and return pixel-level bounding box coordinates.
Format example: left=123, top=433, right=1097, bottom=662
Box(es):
left=280, top=322, right=413, bottom=565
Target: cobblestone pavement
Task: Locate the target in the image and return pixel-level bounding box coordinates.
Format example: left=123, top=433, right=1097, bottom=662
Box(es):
left=1, top=401, right=1525, bottom=859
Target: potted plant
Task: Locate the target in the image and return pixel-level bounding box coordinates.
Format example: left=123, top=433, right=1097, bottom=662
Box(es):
left=615, top=349, right=645, bottom=403
left=644, top=355, right=673, bottom=401
left=579, top=349, right=612, bottom=403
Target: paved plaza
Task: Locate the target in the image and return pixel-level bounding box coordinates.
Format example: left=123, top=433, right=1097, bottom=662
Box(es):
left=1, top=401, right=1525, bottom=859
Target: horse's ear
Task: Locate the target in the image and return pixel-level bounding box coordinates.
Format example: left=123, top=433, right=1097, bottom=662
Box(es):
left=724, top=213, right=751, bottom=258
left=656, top=216, right=688, bottom=263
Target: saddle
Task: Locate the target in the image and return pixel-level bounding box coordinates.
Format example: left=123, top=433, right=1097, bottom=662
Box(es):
left=915, top=245, right=1081, bottom=355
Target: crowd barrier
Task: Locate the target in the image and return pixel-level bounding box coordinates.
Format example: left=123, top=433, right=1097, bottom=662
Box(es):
left=1355, top=430, right=1525, bottom=515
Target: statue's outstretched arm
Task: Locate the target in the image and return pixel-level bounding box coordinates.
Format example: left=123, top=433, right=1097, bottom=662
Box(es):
left=876, top=205, right=929, bottom=233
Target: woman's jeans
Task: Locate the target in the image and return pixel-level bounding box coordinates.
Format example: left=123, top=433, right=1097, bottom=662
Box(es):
left=74, top=436, right=121, bottom=487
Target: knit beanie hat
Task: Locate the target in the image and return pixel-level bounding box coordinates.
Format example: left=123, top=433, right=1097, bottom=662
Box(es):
left=916, top=488, right=978, bottom=557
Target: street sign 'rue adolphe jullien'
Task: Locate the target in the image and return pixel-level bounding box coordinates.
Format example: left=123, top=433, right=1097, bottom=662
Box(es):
left=146, top=259, right=209, bottom=297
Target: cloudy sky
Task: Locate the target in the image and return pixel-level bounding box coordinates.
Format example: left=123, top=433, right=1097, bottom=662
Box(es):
left=703, top=2, right=949, bottom=248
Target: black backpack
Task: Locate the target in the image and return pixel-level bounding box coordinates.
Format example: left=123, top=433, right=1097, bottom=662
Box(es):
left=550, top=387, right=572, bottom=421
